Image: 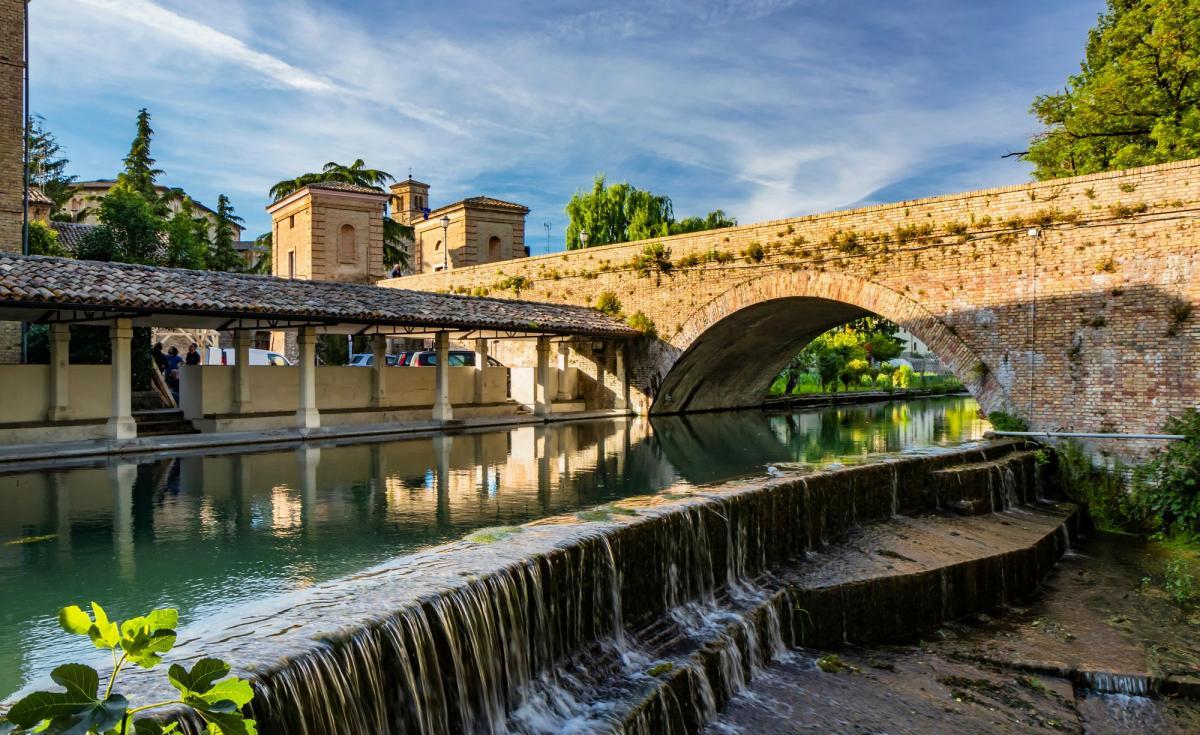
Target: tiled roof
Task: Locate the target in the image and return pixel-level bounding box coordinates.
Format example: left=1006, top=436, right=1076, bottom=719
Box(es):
left=307, top=182, right=390, bottom=195
left=0, top=254, right=639, bottom=337
left=28, top=188, right=53, bottom=205
left=428, top=196, right=530, bottom=216
left=49, top=222, right=98, bottom=253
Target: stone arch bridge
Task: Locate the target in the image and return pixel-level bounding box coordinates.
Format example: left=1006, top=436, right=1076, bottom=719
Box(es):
left=384, top=159, right=1200, bottom=439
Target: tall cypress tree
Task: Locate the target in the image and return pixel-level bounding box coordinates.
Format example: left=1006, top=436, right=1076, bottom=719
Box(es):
left=207, top=194, right=245, bottom=272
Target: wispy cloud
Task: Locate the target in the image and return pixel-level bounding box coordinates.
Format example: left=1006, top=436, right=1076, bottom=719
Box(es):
left=29, top=0, right=1103, bottom=240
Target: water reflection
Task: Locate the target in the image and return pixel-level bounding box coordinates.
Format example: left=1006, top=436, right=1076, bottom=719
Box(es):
left=0, top=396, right=984, bottom=697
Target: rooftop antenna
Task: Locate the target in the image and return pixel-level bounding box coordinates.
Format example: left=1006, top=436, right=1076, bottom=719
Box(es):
left=544, top=222, right=551, bottom=255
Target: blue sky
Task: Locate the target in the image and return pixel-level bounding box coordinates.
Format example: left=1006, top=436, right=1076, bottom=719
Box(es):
left=29, top=0, right=1103, bottom=247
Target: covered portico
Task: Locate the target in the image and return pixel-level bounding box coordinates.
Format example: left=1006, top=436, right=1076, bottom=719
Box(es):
left=0, top=254, right=636, bottom=448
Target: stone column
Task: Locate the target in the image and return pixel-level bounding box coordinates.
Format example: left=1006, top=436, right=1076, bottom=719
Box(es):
left=296, top=326, right=320, bottom=430
left=473, top=338, right=489, bottom=404
left=555, top=342, right=572, bottom=401
left=432, top=331, right=453, bottom=421
left=534, top=336, right=552, bottom=417
left=107, top=319, right=136, bottom=440
left=614, top=342, right=629, bottom=411
left=371, top=333, right=387, bottom=408
left=233, top=330, right=253, bottom=414
left=48, top=322, right=71, bottom=421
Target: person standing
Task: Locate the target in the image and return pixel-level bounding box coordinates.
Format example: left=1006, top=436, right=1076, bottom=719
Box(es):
left=185, top=343, right=201, bottom=366
left=152, top=342, right=168, bottom=373
left=165, top=346, right=184, bottom=403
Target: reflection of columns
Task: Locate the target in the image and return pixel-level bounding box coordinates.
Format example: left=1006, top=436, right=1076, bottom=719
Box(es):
left=107, top=319, right=136, bottom=439
left=473, top=338, right=489, bottom=404
left=371, top=334, right=387, bottom=408
left=433, top=332, right=453, bottom=421
left=52, top=472, right=72, bottom=559
left=473, top=434, right=486, bottom=493
left=614, top=343, right=629, bottom=410
left=555, top=342, right=571, bottom=401
left=296, top=327, right=320, bottom=430
left=297, top=446, right=320, bottom=537
left=233, top=330, right=253, bottom=414
left=109, top=463, right=137, bottom=579
left=233, top=455, right=253, bottom=531
left=49, top=323, right=71, bottom=421
left=536, top=427, right=551, bottom=510
left=534, top=336, right=552, bottom=417
left=433, top=434, right=452, bottom=527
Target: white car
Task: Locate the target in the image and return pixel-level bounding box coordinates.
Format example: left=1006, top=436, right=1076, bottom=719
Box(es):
left=204, top=346, right=292, bottom=366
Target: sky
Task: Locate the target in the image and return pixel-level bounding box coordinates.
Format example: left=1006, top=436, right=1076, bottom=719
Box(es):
left=28, top=0, right=1105, bottom=248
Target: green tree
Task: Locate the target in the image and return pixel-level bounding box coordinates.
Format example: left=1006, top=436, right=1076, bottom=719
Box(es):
left=26, top=115, right=79, bottom=217
left=270, top=160, right=414, bottom=269
left=245, top=232, right=273, bottom=274
left=117, top=108, right=166, bottom=210
left=164, top=197, right=210, bottom=270
left=207, top=194, right=245, bottom=272
left=76, top=183, right=163, bottom=265
left=1025, top=0, right=1200, bottom=179
left=564, top=174, right=736, bottom=248
left=27, top=220, right=69, bottom=257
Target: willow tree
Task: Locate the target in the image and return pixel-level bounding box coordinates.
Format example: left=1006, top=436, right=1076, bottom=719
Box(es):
left=565, top=175, right=735, bottom=248
left=1025, top=0, right=1200, bottom=179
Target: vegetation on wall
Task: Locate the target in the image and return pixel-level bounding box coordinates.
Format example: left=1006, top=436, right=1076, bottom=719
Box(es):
left=1024, top=0, right=1200, bottom=179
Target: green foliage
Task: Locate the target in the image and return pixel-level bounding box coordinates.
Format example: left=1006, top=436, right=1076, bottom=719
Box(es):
left=625, top=311, right=657, bottom=336
left=496, top=275, right=531, bottom=295
left=1131, top=409, right=1200, bottom=538
left=986, top=411, right=1029, bottom=432
left=382, top=217, right=414, bottom=271
left=118, top=109, right=166, bottom=212
left=891, top=363, right=914, bottom=389
left=1164, top=557, right=1198, bottom=604
left=28, top=220, right=69, bottom=257
left=1026, top=0, right=1200, bottom=179
left=564, top=174, right=734, bottom=248
left=77, top=184, right=164, bottom=265
left=207, top=195, right=245, bottom=272
left=1, top=603, right=255, bottom=734
left=816, top=654, right=845, bottom=673
left=27, top=115, right=79, bottom=217
left=164, top=198, right=210, bottom=270
left=594, top=290, right=622, bottom=316
left=742, top=241, right=765, bottom=263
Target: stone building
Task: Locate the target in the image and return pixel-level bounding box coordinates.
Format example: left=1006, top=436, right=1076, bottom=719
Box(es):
left=60, top=180, right=243, bottom=240
left=0, top=0, right=26, bottom=362
left=389, top=177, right=529, bottom=274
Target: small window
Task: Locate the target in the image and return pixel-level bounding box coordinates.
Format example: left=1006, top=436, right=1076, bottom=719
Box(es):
left=488, top=235, right=502, bottom=262
left=289, top=214, right=295, bottom=229
left=287, top=250, right=296, bottom=278
left=434, top=239, right=442, bottom=250
left=338, top=223, right=357, bottom=263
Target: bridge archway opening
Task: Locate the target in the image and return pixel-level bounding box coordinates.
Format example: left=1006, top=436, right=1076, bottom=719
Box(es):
left=646, top=274, right=1000, bottom=416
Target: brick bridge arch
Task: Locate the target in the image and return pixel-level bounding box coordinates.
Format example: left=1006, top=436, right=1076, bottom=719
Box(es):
left=645, top=270, right=1008, bottom=415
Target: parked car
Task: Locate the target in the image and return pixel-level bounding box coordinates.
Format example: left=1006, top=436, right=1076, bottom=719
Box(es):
left=204, top=347, right=292, bottom=366
left=347, top=353, right=400, bottom=367
left=408, top=350, right=502, bottom=367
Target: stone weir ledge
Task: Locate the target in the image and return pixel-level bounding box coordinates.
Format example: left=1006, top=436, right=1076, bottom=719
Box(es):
left=103, top=440, right=1077, bottom=734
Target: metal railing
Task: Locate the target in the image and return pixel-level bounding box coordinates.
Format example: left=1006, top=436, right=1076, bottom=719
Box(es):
left=988, top=431, right=1185, bottom=441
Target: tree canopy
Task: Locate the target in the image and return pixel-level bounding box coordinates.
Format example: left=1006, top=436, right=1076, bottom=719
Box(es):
left=564, top=175, right=736, bottom=249
left=26, top=115, right=79, bottom=218
left=1025, top=0, right=1200, bottom=179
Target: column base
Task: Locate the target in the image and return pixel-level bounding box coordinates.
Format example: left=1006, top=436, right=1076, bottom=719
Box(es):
left=296, top=408, right=321, bottom=431
left=106, top=416, right=137, bottom=440
left=432, top=401, right=454, bottom=422
left=49, top=407, right=72, bottom=422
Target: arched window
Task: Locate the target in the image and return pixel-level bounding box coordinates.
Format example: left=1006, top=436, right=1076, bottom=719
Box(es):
left=434, top=239, right=442, bottom=250
left=488, top=236, right=502, bottom=262
left=338, top=224, right=357, bottom=263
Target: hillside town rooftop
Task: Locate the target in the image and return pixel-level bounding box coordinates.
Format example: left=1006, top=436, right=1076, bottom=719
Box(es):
left=0, top=254, right=639, bottom=338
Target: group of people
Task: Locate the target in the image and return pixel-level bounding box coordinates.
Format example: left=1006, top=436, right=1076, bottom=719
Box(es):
left=151, top=342, right=201, bottom=404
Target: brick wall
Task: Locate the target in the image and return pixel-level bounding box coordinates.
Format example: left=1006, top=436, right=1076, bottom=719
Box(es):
left=385, top=158, right=1200, bottom=439
left=0, top=0, right=25, bottom=362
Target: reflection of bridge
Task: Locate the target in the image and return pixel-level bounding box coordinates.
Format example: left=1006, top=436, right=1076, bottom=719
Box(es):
left=387, top=159, right=1200, bottom=441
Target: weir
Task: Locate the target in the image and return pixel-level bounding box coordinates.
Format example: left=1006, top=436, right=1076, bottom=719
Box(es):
left=115, top=439, right=1081, bottom=734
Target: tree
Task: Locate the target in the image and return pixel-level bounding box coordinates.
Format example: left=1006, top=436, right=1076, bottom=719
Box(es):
left=271, top=160, right=414, bottom=270
left=246, top=232, right=273, bottom=274
left=564, top=174, right=736, bottom=249
left=27, top=220, right=69, bottom=257
left=76, top=183, right=163, bottom=265
left=118, top=108, right=166, bottom=210
left=164, top=197, right=210, bottom=269
left=26, top=115, right=78, bottom=217
left=207, top=194, right=245, bottom=272
left=1025, top=0, right=1200, bottom=179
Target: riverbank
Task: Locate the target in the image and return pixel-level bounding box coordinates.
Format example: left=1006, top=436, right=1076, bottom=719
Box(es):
left=762, top=387, right=968, bottom=410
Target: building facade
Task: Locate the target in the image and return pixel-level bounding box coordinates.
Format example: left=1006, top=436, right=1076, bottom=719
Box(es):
left=59, top=180, right=243, bottom=240
left=390, top=178, right=529, bottom=274
left=0, top=0, right=27, bottom=362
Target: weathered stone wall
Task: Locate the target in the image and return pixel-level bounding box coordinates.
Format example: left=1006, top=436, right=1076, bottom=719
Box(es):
left=0, top=0, right=25, bottom=362
left=385, top=159, right=1200, bottom=439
